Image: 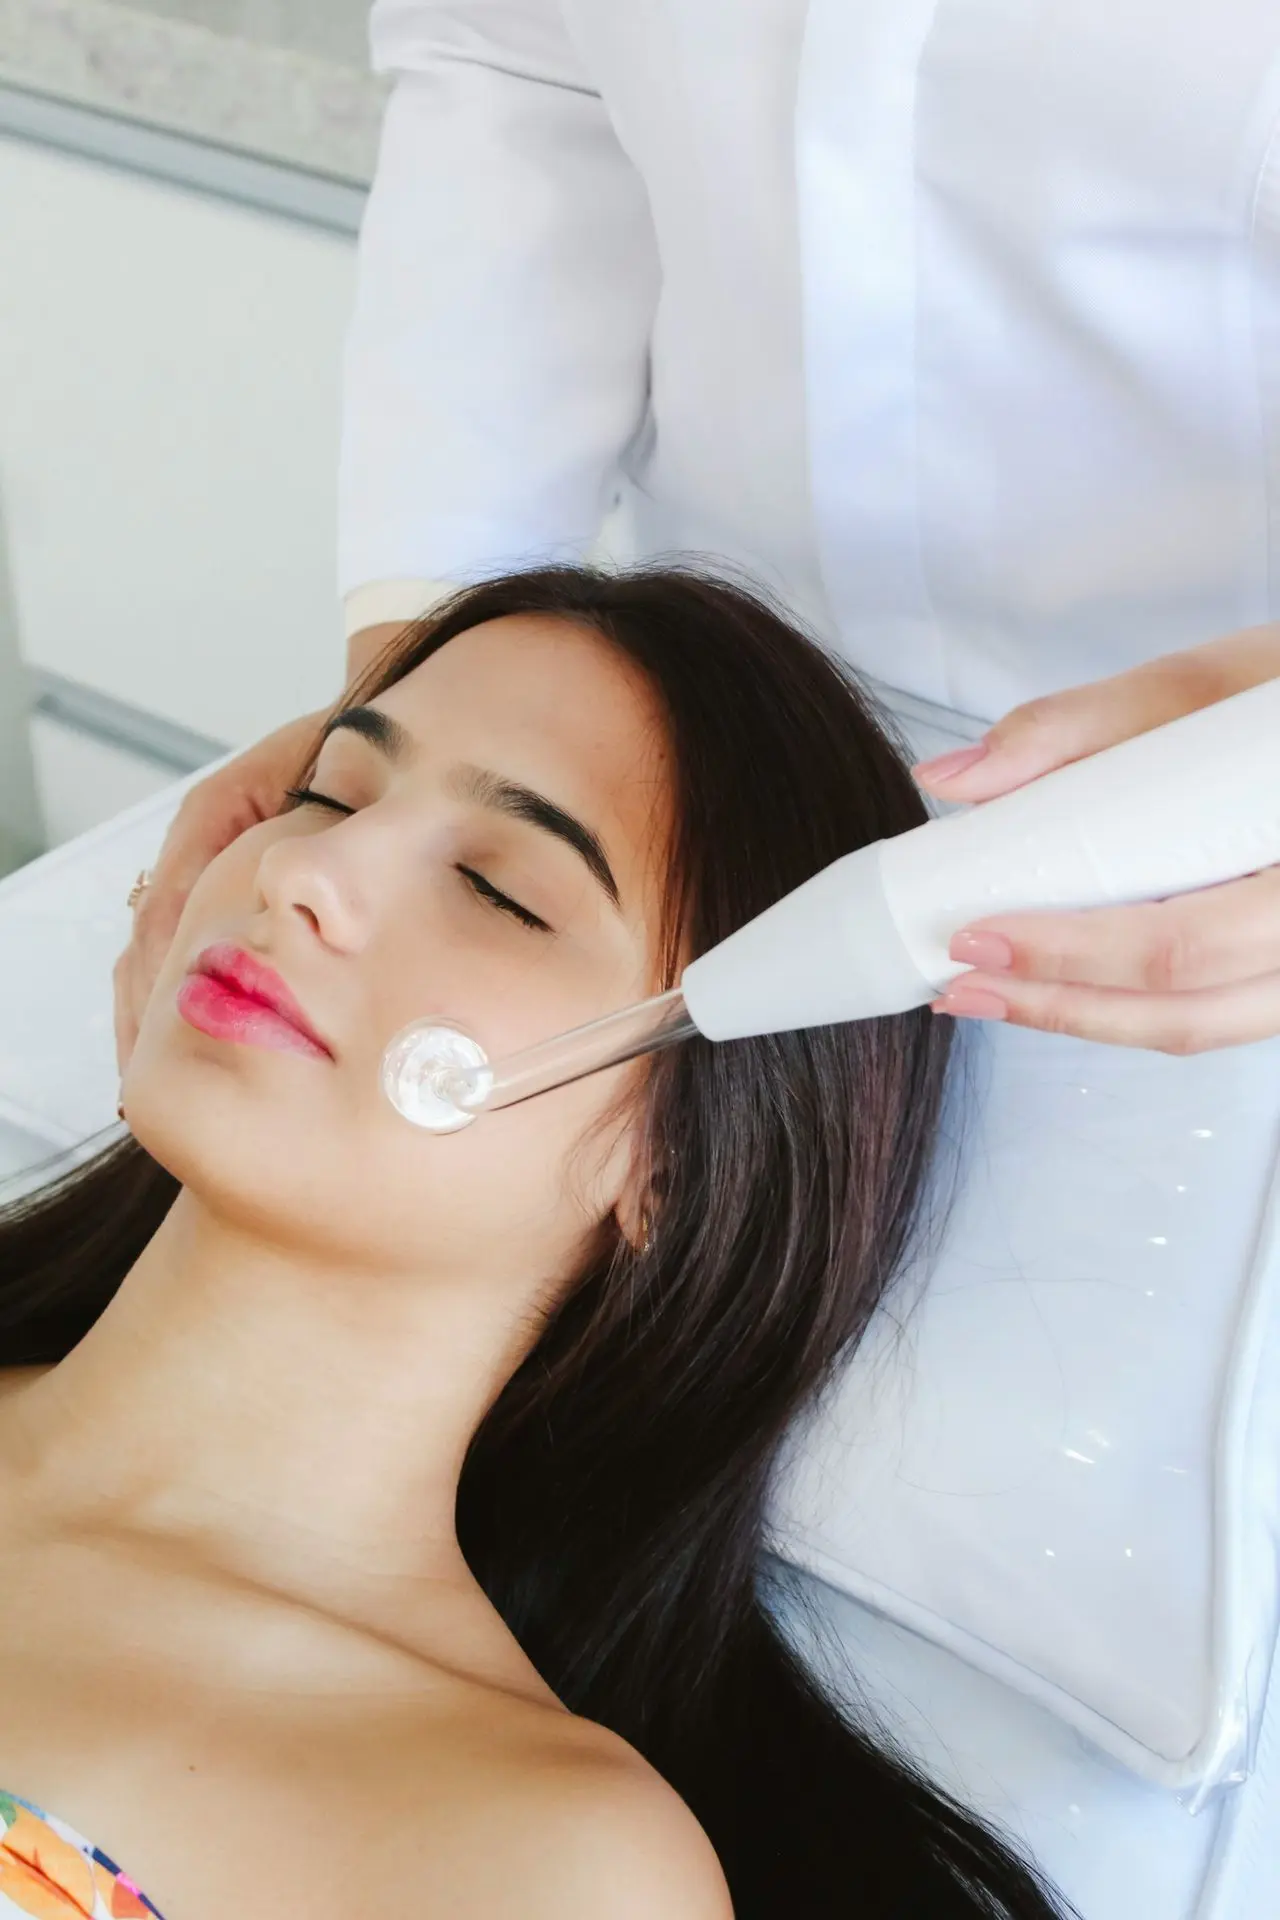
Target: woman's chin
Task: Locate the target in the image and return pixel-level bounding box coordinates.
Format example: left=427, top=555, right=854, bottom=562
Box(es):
left=121, top=1031, right=335, bottom=1184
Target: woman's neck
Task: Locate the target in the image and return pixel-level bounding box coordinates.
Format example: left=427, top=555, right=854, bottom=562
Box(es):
left=0, top=1188, right=542, bottom=1651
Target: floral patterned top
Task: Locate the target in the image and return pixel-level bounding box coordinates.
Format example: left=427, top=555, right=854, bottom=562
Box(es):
left=0, top=1791, right=164, bottom=1919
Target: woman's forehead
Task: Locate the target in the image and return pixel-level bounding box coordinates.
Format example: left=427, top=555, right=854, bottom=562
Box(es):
left=377, top=615, right=675, bottom=889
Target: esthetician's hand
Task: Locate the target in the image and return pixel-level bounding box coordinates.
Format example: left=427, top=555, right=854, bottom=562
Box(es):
left=912, top=625, right=1280, bottom=1055
left=113, top=621, right=408, bottom=1074
left=112, top=708, right=323, bottom=1073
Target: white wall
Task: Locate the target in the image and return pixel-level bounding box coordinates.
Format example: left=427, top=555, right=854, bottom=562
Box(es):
left=27, top=713, right=175, bottom=845
left=0, top=132, right=354, bottom=755
left=111, top=0, right=371, bottom=66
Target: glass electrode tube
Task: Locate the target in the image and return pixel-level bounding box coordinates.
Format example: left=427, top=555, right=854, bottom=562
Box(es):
left=382, top=987, right=698, bottom=1132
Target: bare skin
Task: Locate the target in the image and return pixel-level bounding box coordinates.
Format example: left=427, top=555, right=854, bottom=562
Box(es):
left=1, top=615, right=731, bottom=1919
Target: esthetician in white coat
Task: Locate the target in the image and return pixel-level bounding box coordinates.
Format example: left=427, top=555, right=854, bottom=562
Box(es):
left=114, top=0, right=1280, bottom=1064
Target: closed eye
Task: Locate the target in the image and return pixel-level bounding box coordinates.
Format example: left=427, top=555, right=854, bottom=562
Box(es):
left=283, top=786, right=352, bottom=816
left=282, top=786, right=551, bottom=932
left=455, top=866, right=550, bottom=932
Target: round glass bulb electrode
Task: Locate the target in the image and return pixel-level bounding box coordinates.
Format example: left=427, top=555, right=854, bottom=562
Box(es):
left=380, top=1019, right=493, bottom=1133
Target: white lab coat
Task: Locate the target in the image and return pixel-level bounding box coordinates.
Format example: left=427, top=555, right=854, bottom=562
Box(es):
left=336, top=7, right=1280, bottom=1916
left=339, top=0, right=1280, bottom=724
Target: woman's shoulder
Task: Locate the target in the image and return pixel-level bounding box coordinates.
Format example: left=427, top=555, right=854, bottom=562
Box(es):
left=391, top=1685, right=733, bottom=1919
left=506, top=1718, right=733, bottom=1920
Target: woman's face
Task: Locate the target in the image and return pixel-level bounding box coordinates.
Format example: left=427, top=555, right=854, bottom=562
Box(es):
left=125, top=615, right=676, bottom=1286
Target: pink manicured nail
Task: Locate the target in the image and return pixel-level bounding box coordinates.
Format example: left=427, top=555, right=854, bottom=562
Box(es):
left=932, top=986, right=1009, bottom=1022
left=912, top=741, right=989, bottom=783
left=949, top=930, right=1015, bottom=971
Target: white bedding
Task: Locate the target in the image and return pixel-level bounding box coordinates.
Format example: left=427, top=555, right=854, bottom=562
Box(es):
left=2, top=720, right=1278, bottom=1918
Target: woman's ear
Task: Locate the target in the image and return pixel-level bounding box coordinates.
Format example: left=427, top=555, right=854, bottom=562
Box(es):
left=612, top=1168, right=653, bottom=1254
left=596, top=1105, right=668, bottom=1254
left=613, top=1134, right=676, bottom=1254
left=609, top=1124, right=660, bottom=1255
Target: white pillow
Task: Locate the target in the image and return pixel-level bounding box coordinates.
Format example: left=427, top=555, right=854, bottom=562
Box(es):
left=770, top=1003, right=1280, bottom=1806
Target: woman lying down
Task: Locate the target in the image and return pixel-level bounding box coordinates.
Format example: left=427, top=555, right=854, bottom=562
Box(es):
left=0, top=568, right=1076, bottom=1920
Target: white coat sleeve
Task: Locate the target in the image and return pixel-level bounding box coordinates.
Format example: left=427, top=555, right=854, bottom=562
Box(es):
left=338, top=0, right=661, bottom=627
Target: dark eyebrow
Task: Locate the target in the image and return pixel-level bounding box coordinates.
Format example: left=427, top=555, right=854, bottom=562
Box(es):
left=320, top=705, right=412, bottom=761
left=448, top=765, right=621, bottom=909
left=319, top=708, right=621, bottom=908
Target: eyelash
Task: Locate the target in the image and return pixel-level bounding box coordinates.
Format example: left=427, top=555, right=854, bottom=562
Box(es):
left=281, top=787, right=551, bottom=932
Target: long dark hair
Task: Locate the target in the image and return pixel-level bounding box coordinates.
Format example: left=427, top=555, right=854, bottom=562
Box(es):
left=1, top=567, right=1074, bottom=1918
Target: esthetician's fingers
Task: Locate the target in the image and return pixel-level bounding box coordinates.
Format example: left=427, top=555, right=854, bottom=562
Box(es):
left=950, top=866, right=1280, bottom=993
left=931, top=867, right=1280, bottom=1052
left=910, top=626, right=1280, bottom=1055
left=931, top=965, right=1280, bottom=1055
left=911, top=624, right=1280, bottom=802
left=113, top=707, right=326, bottom=1074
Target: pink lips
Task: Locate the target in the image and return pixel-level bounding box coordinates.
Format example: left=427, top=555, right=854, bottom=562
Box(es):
left=177, top=943, right=333, bottom=1061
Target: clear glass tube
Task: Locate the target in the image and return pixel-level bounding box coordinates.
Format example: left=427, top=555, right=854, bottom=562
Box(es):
left=436, top=985, right=697, bottom=1117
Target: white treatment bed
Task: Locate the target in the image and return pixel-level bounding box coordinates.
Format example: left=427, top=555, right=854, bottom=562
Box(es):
left=1, top=697, right=1277, bottom=1920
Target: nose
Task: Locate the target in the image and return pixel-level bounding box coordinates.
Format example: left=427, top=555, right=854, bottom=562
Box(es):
left=255, top=823, right=372, bottom=956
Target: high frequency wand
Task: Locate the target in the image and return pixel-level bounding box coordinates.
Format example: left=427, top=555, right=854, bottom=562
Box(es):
left=381, top=676, right=1280, bottom=1134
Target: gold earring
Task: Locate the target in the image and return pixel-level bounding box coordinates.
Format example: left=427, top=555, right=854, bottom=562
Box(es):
left=639, top=1211, right=653, bottom=1254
